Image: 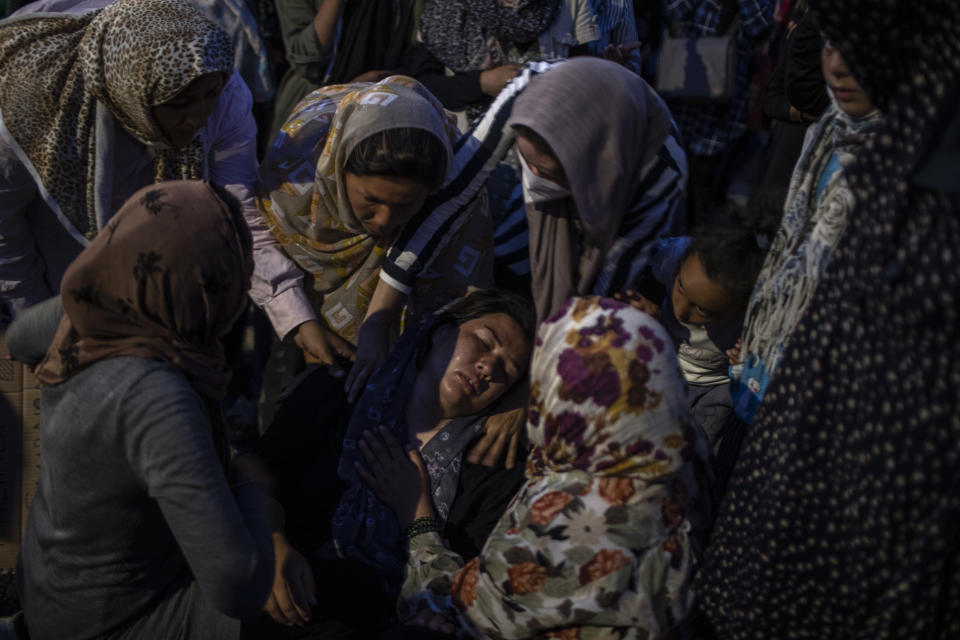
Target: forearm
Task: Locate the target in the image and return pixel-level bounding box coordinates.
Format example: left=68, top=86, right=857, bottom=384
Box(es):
left=245, top=203, right=318, bottom=339
left=363, top=276, right=405, bottom=325
left=312, top=0, right=344, bottom=53
left=5, top=294, right=63, bottom=365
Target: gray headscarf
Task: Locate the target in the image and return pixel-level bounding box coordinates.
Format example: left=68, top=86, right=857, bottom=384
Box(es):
left=507, top=58, right=686, bottom=320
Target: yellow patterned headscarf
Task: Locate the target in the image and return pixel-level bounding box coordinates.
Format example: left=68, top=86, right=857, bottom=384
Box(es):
left=259, top=76, right=457, bottom=305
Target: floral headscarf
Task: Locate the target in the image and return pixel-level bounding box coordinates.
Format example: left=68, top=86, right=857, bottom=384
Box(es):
left=401, top=296, right=712, bottom=639
left=0, top=0, right=233, bottom=240
left=35, top=180, right=252, bottom=466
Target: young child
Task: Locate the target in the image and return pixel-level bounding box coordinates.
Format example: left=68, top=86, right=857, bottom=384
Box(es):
left=617, top=222, right=768, bottom=445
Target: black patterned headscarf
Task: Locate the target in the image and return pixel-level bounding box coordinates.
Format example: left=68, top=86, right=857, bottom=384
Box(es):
left=0, top=0, right=232, bottom=240
left=696, top=1, right=960, bottom=638
left=419, top=0, right=560, bottom=72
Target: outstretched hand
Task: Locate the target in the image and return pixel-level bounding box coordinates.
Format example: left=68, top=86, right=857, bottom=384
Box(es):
left=355, top=426, right=433, bottom=528
left=726, top=338, right=743, bottom=366
left=344, top=315, right=392, bottom=403
left=265, top=533, right=316, bottom=627
left=603, top=41, right=642, bottom=67
left=613, top=290, right=661, bottom=319
left=408, top=607, right=456, bottom=635
left=467, top=406, right=526, bottom=469
left=294, top=320, right=356, bottom=377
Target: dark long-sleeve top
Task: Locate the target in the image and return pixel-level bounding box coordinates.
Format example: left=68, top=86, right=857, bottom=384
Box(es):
left=10, top=300, right=274, bottom=640
left=765, top=10, right=829, bottom=122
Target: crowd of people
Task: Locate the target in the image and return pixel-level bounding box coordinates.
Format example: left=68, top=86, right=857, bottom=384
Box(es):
left=0, top=0, right=957, bottom=639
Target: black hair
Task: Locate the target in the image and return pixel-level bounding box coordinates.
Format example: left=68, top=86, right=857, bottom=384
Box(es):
left=511, top=124, right=557, bottom=161
left=415, top=288, right=537, bottom=380
left=687, top=204, right=774, bottom=309
left=510, top=124, right=567, bottom=182
left=437, top=288, right=537, bottom=345
left=344, top=127, right=448, bottom=190
left=209, top=181, right=252, bottom=258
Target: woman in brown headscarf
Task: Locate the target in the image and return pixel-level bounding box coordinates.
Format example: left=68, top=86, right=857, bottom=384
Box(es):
left=9, top=181, right=277, bottom=640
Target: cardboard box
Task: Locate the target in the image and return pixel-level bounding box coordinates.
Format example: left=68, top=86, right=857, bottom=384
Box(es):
left=0, top=331, right=42, bottom=569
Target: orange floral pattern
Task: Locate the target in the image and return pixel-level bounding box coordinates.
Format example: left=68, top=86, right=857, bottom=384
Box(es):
left=598, top=477, right=637, bottom=505
left=529, top=490, right=574, bottom=525
left=451, top=556, right=481, bottom=611
left=508, top=562, right=548, bottom=595
left=578, top=549, right=631, bottom=585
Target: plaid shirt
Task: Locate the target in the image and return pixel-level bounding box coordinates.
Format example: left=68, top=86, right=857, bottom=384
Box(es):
left=664, top=0, right=774, bottom=156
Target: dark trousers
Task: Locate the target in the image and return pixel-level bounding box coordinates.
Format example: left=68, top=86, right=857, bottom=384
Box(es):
left=686, top=153, right=723, bottom=232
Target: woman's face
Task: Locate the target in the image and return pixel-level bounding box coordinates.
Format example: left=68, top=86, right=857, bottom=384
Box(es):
left=427, top=313, right=531, bottom=418
left=515, top=132, right=569, bottom=189
left=152, top=72, right=227, bottom=149
left=821, top=41, right=875, bottom=118
left=344, top=173, right=432, bottom=238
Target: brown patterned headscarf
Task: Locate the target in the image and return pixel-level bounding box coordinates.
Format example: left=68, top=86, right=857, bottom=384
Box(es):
left=0, top=0, right=233, bottom=240
left=36, top=181, right=253, bottom=463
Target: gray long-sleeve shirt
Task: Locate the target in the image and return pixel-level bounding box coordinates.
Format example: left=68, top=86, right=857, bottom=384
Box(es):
left=9, top=302, right=274, bottom=640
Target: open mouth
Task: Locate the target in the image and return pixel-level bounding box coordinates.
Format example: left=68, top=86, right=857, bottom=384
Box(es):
left=456, top=372, right=479, bottom=396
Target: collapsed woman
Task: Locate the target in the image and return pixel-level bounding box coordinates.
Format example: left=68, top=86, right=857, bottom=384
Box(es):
left=360, top=296, right=713, bottom=639
left=250, top=289, right=536, bottom=634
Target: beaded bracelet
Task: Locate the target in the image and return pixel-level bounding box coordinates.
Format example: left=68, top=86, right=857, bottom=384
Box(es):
left=405, top=516, right=441, bottom=539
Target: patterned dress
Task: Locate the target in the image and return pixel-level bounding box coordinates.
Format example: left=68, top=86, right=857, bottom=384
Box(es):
left=696, top=1, right=960, bottom=637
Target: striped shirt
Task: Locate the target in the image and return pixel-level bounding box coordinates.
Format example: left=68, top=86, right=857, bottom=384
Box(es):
left=381, top=60, right=688, bottom=300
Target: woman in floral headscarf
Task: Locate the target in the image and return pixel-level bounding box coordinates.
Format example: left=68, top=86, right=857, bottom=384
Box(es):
left=359, top=296, right=712, bottom=639
left=0, top=0, right=259, bottom=318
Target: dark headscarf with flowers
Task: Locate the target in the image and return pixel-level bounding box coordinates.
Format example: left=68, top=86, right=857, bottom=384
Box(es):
left=696, top=1, right=960, bottom=638
left=35, top=180, right=253, bottom=467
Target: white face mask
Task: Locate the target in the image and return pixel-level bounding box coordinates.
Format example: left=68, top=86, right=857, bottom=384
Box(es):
left=518, top=151, right=571, bottom=205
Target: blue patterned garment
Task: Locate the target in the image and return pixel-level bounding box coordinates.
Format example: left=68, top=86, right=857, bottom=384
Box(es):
left=663, top=0, right=775, bottom=156
left=582, top=0, right=644, bottom=74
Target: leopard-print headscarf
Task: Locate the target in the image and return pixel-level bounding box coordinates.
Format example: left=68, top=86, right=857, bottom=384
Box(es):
left=0, top=0, right=232, bottom=240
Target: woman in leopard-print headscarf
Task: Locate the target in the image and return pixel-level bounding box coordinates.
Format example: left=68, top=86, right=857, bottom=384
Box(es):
left=0, top=0, right=260, bottom=318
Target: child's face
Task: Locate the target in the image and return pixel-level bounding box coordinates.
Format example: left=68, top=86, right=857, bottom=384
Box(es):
left=671, top=253, right=734, bottom=326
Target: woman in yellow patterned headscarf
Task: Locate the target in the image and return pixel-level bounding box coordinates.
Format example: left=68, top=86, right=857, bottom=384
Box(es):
left=253, top=76, right=493, bottom=424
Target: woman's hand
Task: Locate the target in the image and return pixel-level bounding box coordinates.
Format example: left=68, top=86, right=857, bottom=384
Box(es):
left=603, top=41, right=642, bottom=67
left=479, top=63, right=523, bottom=97
left=265, top=532, right=316, bottom=627
left=350, top=70, right=394, bottom=83
left=355, top=426, right=433, bottom=528
left=467, top=406, right=526, bottom=469
left=408, top=607, right=456, bottom=634
left=726, top=337, right=743, bottom=366
left=345, top=278, right=405, bottom=401
left=294, top=320, right=355, bottom=377
left=344, top=314, right=392, bottom=403
left=613, top=290, right=661, bottom=319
